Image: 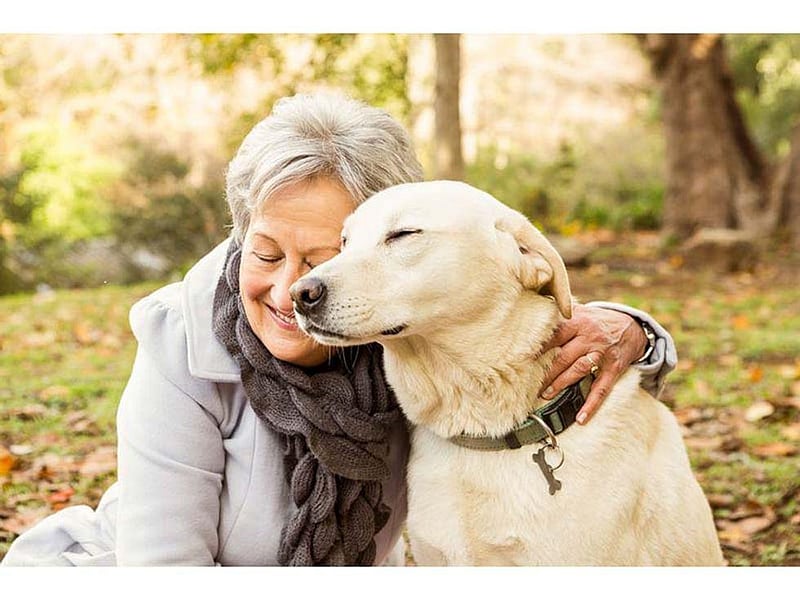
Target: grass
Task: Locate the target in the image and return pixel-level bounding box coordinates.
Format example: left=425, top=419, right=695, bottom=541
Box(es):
left=1, top=235, right=798, bottom=565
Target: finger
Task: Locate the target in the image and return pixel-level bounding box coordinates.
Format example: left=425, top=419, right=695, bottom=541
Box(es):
left=541, top=352, right=601, bottom=400
left=539, top=320, right=576, bottom=354
left=576, top=371, right=615, bottom=425
left=540, top=343, right=592, bottom=394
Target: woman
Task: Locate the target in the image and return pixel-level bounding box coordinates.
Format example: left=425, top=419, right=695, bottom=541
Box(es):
left=2, top=93, right=676, bottom=566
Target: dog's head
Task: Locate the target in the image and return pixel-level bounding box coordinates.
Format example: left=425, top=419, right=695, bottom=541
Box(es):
left=290, top=180, right=572, bottom=347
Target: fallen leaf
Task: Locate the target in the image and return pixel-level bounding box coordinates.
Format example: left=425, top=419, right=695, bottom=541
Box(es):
left=38, top=385, right=71, bottom=401
left=781, top=423, right=800, bottom=441
left=732, top=315, right=751, bottom=330
left=9, top=444, right=34, bottom=456
left=669, top=255, right=684, bottom=269
left=73, top=322, right=102, bottom=346
left=736, top=516, right=775, bottom=536
left=674, top=406, right=705, bottom=426
left=693, top=379, right=713, bottom=397
left=684, top=436, right=724, bottom=450
left=777, top=363, right=800, bottom=380
left=65, top=411, right=100, bottom=435
left=747, top=366, right=764, bottom=383
left=751, top=442, right=797, bottom=457
left=745, top=400, right=775, bottom=422
left=4, top=404, right=49, bottom=420
left=718, top=354, right=740, bottom=367
left=707, top=493, right=736, bottom=508
left=21, top=330, right=57, bottom=348
left=0, top=507, right=50, bottom=534
left=727, top=500, right=769, bottom=521
left=78, top=446, right=117, bottom=478
left=0, top=446, right=16, bottom=475
left=773, top=396, right=800, bottom=410
left=47, top=486, right=75, bottom=505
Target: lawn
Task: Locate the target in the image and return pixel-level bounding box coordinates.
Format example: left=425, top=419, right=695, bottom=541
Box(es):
left=1, top=233, right=798, bottom=565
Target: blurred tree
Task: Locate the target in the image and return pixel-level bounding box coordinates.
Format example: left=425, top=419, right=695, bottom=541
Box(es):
left=434, top=34, right=464, bottom=180
left=638, top=34, right=800, bottom=246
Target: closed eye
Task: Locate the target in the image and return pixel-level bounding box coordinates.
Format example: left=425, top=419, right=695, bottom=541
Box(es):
left=385, top=228, right=422, bottom=243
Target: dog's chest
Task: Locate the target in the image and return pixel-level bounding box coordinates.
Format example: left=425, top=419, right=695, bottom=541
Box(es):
left=405, top=415, right=649, bottom=565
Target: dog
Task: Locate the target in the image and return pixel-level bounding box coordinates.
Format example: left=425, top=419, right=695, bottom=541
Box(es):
left=290, top=180, right=724, bottom=566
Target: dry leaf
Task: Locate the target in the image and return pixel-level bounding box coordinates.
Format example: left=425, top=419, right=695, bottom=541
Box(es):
left=0, top=446, right=16, bottom=475
left=777, top=363, right=800, bottom=380
left=727, top=500, right=769, bottom=521
left=674, top=407, right=704, bottom=426
left=47, top=486, right=75, bottom=505
left=736, top=516, right=774, bottom=536
left=684, top=436, right=724, bottom=451
left=718, top=354, right=740, bottom=367
left=38, top=385, right=71, bottom=401
left=669, top=255, right=684, bottom=269
left=732, top=315, right=751, bottom=330
left=0, top=507, right=50, bottom=534
left=781, top=423, right=800, bottom=441
left=693, top=379, right=713, bottom=397
left=707, top=493, right=736, bottom=508
left=744, top=400, right=775, bottom=422
left=5, top=404, right=49, bottom=420
left=747, top=366, right=764, bottom=383
left=9, top=444, right=34, bottom=456
left=773, top=396, right=800, bottom=410
left=21, top=330, right=57, bottom=348
left=73, top=322, right=102, bottom=346
left=751, top=442, right=797, bottom=457
left=78, top=446, right=117, bottom=478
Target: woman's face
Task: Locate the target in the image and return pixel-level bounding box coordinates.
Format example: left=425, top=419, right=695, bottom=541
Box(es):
left=239, top=177, right=356, bottom=367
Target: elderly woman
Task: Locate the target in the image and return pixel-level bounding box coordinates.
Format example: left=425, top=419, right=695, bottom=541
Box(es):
left=1, top=93, right=675, bottom=566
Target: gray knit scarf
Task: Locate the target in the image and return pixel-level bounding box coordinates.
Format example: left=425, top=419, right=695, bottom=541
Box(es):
left=212, top=241, right=400, bottom=566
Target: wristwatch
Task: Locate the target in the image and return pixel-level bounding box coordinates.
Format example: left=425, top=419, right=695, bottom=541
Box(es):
left=635, top=319, right=656, bottom=364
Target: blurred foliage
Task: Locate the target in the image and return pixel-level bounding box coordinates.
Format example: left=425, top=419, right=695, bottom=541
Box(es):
left=467, top=133, right=664, bottom=233
left=108, top=138, right=228, bottom=274
left=727, top=34, right=800, bottom=159
left=2, top=34, right=800, bottom=294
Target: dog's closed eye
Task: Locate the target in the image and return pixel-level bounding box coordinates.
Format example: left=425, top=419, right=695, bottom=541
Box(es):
left=385, top=228, right=422, bottom=244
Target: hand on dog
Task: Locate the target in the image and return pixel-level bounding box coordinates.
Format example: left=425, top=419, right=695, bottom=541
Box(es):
left=538, top=304, right=648, bottom=425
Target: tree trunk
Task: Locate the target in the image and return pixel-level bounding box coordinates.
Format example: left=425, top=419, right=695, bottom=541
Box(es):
left=639, top=34, right=780, bottom=240
left=433, top=34, right=464, bottom=181
left=773, top=124, right=800, bottom=247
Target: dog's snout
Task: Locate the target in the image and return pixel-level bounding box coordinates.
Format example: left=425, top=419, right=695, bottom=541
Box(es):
left=290, top=277, right=327, bottom=312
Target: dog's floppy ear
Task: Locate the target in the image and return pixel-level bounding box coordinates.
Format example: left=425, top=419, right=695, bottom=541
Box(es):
left=495, top=210, right=573, bottom=319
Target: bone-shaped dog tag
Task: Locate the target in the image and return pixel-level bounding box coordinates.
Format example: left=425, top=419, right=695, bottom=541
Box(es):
left=533, top=446, right=562, bottom=495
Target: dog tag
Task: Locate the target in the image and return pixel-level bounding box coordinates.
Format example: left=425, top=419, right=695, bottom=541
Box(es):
left=533, top=446, right=562, bottom=496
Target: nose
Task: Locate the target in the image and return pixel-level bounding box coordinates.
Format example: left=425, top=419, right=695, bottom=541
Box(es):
left=290, top=277, right=327, bottom=313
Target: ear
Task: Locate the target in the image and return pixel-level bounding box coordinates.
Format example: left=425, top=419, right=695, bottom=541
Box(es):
left=494, top=210, right=573, bottom=319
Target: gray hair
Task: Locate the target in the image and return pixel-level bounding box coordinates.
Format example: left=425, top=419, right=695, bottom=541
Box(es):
left=225, top=93, right=424, bottom=243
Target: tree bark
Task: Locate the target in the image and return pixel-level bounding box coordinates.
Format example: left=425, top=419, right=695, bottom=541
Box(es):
left=639, top=34, right=780, bottom=240
left=774, top=124, right=800, bottom=246
left=433, top=34, right=464, bottom=181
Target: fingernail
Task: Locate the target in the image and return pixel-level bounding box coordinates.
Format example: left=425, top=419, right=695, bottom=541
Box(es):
left=542, top=386, right=554, bottom=399
left=576, top=411, right=587, bottom=425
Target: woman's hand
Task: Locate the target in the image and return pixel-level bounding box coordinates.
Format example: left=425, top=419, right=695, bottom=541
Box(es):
left=538, top=304, right=648, bottom=425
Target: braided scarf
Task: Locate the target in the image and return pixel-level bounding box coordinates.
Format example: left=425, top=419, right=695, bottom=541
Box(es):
left=212, top=241, right=400, bottom=566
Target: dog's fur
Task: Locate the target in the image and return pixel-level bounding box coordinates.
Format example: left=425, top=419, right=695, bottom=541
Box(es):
left=291, top=180, right=724, bottom=566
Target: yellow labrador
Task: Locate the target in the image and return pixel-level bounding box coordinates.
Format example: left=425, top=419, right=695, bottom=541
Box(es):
left=290, top=180, right=723, bottom=566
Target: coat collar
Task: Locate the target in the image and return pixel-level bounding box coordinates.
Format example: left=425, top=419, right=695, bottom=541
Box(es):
left=181, top=237, right=241, bottom=382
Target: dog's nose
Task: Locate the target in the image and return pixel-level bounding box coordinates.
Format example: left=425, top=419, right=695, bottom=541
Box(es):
left=290, top=277, right=327, bottom=312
